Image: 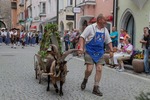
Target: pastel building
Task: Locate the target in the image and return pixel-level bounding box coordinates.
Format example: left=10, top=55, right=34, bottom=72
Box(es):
left=76, top=0, right=113, bottom=32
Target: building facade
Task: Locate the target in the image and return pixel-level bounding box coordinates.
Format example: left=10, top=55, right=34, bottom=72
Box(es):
left=76, top=0, right=113, bottom=32
left=27, top=0, right=57, bottom=33
left=116, top=0, right=150, bottom=49
left=0, top=0, right=11, bottom=29
left=58, top=0, right=75, bottom=36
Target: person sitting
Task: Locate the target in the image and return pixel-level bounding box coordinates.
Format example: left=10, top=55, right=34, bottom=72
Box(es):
left=110, top=37, right=125, bottom=68
left=113, top=38, right=133, bottom=72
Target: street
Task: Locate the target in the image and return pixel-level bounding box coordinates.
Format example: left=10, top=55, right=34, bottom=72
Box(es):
left=0, top=44, right=150, bottom=100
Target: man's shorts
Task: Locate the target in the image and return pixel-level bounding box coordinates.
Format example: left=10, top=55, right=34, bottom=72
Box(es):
left=84, top=52, right=105, bottom=65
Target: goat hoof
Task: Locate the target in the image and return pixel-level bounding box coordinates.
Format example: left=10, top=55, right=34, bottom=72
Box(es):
left=59, top=92, right=63, bottom=96
left=55, top=89, right=59, bottom=93
left=47, top=87, right=50, bottom=91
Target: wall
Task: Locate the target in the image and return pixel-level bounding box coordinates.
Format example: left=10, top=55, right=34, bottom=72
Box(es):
left=117, top=0, right=150, bottom=49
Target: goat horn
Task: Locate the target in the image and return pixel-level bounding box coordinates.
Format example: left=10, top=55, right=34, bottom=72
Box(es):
left=49, top=44, right=60, bottom=59
left=60, top=49, right=80, bottom=61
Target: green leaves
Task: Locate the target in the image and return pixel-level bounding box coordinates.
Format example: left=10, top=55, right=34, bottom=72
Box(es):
left=135, top=92, right=150, bottom=100
left=39, top=23, right=62, bottom=58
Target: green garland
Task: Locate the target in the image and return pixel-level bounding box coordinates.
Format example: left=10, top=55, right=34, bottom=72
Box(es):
left=39, top=23, right=62, bottom=58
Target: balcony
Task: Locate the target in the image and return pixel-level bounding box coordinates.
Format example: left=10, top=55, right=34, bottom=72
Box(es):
left=77, top=0, right=96, bottom=7
left=11, top=2, right=17, bottom=9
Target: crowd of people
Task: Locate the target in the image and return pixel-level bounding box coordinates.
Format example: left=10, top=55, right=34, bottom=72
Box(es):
left=0, top=28, right=43, bottom=48
left=63, top=29, right=80, bottom=51
left=109, top=26, right=150, bottom=74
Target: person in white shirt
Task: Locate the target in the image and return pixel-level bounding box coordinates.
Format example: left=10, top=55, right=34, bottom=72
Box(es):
left=1, top=29, right=7, bottom=43
left=113, top=38, right=133, bottom=72
left=10, top=29, right=17, bottom=48
left=78, top=14, right=113, bottom=96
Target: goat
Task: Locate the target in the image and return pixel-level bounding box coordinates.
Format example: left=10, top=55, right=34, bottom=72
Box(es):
left=46, top=44, right=79, bottom=96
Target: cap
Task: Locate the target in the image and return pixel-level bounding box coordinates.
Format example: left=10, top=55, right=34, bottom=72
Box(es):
left=120, top=37, right=124, bottom=40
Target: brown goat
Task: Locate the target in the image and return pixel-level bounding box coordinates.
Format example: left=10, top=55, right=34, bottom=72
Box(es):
left=46, top=45, right=79, bottom=96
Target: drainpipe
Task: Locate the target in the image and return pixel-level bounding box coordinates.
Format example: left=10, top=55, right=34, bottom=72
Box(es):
left=74, top=0, right=76, bottom=29
left=57, top=0, right=59, bottom=25
left=113, top=0, right=118, bottom=28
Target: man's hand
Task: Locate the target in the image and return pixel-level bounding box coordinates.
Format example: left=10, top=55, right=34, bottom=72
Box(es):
left=78, top=48, right=84, bottom=55
left=109, top=51, right=114, bottom=58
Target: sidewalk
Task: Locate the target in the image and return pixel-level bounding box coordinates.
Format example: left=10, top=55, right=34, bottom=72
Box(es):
left=74, top=55, right=150, bottom=80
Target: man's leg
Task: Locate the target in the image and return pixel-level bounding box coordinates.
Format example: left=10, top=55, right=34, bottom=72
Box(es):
left=144, top=49, right=150, bottom=73
left=81, top=64, right=94, bottom=90
left=92, top=64, right=103, bottom=96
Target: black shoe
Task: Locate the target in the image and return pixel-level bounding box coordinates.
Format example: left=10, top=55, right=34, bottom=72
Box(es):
left=92, top=86, right=103, bottom=96
left=81, top=79, right=88, bottom=90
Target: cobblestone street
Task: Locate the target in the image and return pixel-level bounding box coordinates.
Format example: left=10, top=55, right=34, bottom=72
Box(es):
left=0, top=44, right=150, bottom=100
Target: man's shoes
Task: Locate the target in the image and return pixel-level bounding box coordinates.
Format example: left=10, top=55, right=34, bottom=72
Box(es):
left=92, top=85, right=103, bottom=96
left=81, top=79, right=88, bottom=90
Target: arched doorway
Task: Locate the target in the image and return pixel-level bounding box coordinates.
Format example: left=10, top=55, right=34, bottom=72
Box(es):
left=0, top=21, right=6, bottom=28
left=66, top=22, right=73, bottom=31
left=39, top=24, right=43, bottom=33
left=120, top=9, right=135, bottom=45
left=60, top=21, right=64, bottom=37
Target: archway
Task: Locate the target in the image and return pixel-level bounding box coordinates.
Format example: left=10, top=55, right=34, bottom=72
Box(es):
left=39, top=24, right=43, bottom=33
left=66, top=22, right=73, bottom=31
left=60, top=21, right=64, bottom=37
left=120, top=9, right=135, bottom=45
left=0, top=21, right=6, bottom=28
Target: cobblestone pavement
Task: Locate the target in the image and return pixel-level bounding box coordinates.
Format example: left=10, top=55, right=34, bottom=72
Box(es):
left=0, top=44, right=150, bottom=100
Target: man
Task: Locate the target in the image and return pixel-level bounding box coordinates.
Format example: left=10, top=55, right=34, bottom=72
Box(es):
left=110, top=26, right=118, bottom=47
left=78, top=14, right=113, bottom=96
left=140, top=27, right=150, bottom=74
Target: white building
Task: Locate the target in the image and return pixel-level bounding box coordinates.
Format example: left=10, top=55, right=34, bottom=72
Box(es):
left=25, top=0, right=57, bottom=33
left=58, top=0, right=75, bottom=36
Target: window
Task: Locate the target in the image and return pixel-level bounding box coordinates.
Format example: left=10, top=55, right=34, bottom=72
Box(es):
left=67, top=0, right=73, bottom=6
left=40, top=2, right=46, bottom=14
left=20, top=12, right=24, bottom=20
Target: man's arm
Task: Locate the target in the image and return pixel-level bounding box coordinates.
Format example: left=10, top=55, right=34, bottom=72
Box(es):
left=107, top=42, right=114, bottom=52
left=78, top=37, right=85, bottom=53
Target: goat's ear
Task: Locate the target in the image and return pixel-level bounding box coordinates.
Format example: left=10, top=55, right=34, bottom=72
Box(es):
left=63, top=61, right=67, bottom=65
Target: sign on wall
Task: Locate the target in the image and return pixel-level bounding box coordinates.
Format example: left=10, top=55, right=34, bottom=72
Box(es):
left=72, top=7, right=81, bottom=13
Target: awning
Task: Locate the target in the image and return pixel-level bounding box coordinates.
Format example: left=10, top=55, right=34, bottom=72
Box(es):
left=89, top=17, right=96, bottom=23
left=30, top=25, right=37, bottom=30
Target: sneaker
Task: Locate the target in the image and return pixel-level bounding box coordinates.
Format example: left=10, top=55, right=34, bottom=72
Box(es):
left=118, top=68, right=124, bottom=72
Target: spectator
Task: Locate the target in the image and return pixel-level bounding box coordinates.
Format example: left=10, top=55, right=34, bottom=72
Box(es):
left=0, top=29, right=2, bottom=45
left=111, top=37, right=125, bottom=68
left=115, top=39, right=133, bottom=72
left=63, top=30, right=70, bottom=51
left=122, top=29, right=130, bottom=41
left=110, top=26, right=118, bottom=47
left=140, top=27, right=150, bottom=74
